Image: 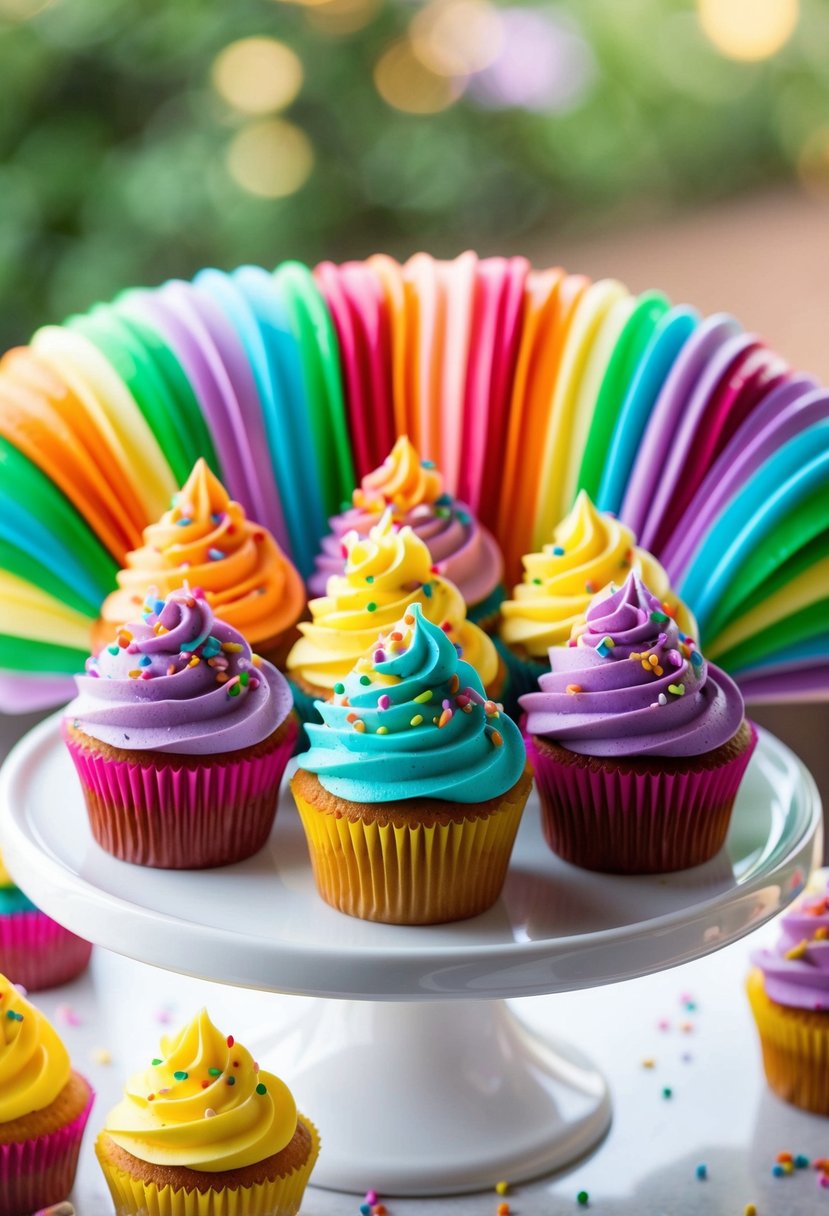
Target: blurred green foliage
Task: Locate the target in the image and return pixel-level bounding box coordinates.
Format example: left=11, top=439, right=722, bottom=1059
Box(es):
left=0, top=0, right=827, bottom=345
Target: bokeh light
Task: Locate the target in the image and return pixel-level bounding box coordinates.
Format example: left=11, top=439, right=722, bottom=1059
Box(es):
left=304, top=0, right=381, bottom=36
left=797, top=126, right=829, bottom=200
left=211, top=37, right=304, bottom=115
left=374, top=39, right=464, bottom=114
left=410, top=0, right=502, bottom=78
left=226, top=118, right=314, bottom=198
left=698, top=0, right=799, bottom=63
left=0, top=0, right=52, bottom=19
left=470, top=8, right=596, bottom=113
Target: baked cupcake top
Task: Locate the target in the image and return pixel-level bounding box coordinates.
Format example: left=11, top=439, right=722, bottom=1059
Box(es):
left=0, top=975, right=71, bottom=1122
left=103, top=1008, right=298, bottom=1172
left=520, top=571, right=744, bottom=758
left=299, top=603, right=525, bottom=803
left=308, top=436, right=503, bottom=607
left=500, top=492, right=696, bottom=658
left=752, top=874, right=829, bottom=1011
left=67, top=587, right=292, bottom=754
left=97, top=458, right=305, bottom=649
left=288, top=511, right=499, bottom=690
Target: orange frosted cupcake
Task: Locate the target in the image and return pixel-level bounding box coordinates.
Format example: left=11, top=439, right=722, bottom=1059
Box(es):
left=0, top=976, right=94, bottom=1216
left=96, top=1008, right=319, bottom=1216
left=94, top=458, right=305, bottom=668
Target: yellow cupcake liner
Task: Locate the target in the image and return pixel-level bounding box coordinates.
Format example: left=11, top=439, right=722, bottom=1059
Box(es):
left=292, top=778, right=530, bottom=924
left=746, top=969, right=829, bottom=1114
left=95, top=1117, right=319, bottom=1216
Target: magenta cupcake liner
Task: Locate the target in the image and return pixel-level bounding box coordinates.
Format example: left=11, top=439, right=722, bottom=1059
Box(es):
left=527, top=722, right=757, bottom=874
left=0, top=910, right=91, bottom=992
left=63, top=716, right=298, bottom=869
left=0, top=1082, right=93, bottom=1216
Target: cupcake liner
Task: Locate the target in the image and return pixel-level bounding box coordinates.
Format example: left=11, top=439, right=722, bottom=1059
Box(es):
left=96, top=1116, right=319, bottom=1216
left=286, top=677, right=328, bottom=753
left=527, top=722, right=757, bottom=874
left=468, top=583, right=506, bottom=633
left=747, top=969, right=829, bottom=1114
left=0, top=1083, right=93, bottom=1216
left=64, top=718, right=298, bottom=869
left=493, top=637, right=547, bottom=721
left=0, top=908, right=92, bottom=991
left=292, top=774, right=531, bottom=924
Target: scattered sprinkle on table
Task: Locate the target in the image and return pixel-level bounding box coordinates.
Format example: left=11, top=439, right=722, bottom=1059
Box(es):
left=744, top=1205, right=757, bottom=1216
left=92, top=1047, right=112, bottom=1065
left=495, top=1181, right=509, bottom=1195
left=576, top=1190, right=589, bottom=1206
left=661, top=1086, right=673, bottom=1099
left=695, top=1163, right=707, bottom=1180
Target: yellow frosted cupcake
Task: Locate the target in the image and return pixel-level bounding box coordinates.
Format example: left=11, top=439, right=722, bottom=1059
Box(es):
left=0, top=976, right=93, bottom=1216
left=96, top=1008, right=319, bottom=1216
left=291, top=603, right=531, bottom=924
left=748, top=872, right=829, bottom=1114
left=287, top=510, right=503, bottom=730
left=497, top=491, right=696, bottom=712
left=94, top=458, right=306, bottom=668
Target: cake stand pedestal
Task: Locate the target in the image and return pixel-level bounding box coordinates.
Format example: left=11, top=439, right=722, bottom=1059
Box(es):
left=0, top=717, right=821, bottom=1195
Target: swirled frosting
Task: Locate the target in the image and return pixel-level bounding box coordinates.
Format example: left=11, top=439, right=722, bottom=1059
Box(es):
left=752, top=873, right=829, bottom=1011
left=500, top=492, right=696, bottom=658
left=67, top=587, right=292, bottom=754
left=299, top=604, right=525, bottom=803
left=0, top=975, right=71, bottom=1121
left=98, top=459, right=305, bottom=648
left=288, top=511, right=498, bottom=689
left=308, top=437, right=503, bottom=608
left=104, top=1009, right=297, bottom=1171
left=520, top=572, right=744, bottom=758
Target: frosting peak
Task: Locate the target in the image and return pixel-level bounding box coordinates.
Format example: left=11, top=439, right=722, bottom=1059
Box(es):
left=752, top=872, right=829, bottom=1011
left=289, top=511, right=498, bottom=689
left=98, top=459, right=304, bottom=649
left=104, top=1009, right=297, bottom=1171
left=67, top=587, right=293, bottom=754
left=520, top=572, right=745, bottom=758
left=308, top=438, right=503, bottom=607
left=0, top=976, right=71, bottom=1121
left=299, top=604, right=526, bottom=802
left=500, top=491, right=696, bottom=657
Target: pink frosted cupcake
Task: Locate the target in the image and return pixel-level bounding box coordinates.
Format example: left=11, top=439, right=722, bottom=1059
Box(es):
left=309, top=436, right=505, bottom=629
left=62, top=587, right=298, bottom=869
left=520, top=571, right=756, bottom=874
left=0, top=851, right=91, bottom=991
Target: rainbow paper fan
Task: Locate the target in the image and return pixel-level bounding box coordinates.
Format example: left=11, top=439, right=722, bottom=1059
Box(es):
left=2, top=254, right=828, bottom=710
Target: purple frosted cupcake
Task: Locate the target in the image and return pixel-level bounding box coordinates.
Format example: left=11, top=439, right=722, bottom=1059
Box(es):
left=520, top=571, right=756, bottom=873
left=62, top=587, right=298, bottom=869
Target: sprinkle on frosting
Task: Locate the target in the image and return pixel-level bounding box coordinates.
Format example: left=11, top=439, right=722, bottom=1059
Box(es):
left=752, top=872, right=829, bottom=1011
left=298, top=604, right=525, bottom=803
left=104, top=1009, right=297, bottom=1171
left=500, top=492, right=697, bottom=658
left=519, top=571, right=745, bottom=758
left=308, top=437, right=503, bottom=608
left=0, top=976, right=71, bottom=1122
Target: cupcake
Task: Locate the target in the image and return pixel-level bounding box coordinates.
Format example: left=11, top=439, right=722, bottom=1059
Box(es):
left=0, top=849, right=92, bottom=991
left=0, top=976, right=93, bottom=1216
left=288, top=510, right=503, bottom=731
left=291, top=603, right=532, bottom=924
left=747, top=872, right=829, bottom=1114
left=94, top=458, right=305, bottom=668
left=63, top=586, right=298, bottom=869
left=96, top=1007, right=319, bottom=1216
left=498, top=491, right=696, bottom=714
left=520, top=571, right=756, bottom=874
left=309, top=436, right=505, bottom=629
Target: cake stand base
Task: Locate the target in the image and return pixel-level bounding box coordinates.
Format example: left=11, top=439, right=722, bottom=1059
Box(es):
left=251, top=997, right=611, bottom=1196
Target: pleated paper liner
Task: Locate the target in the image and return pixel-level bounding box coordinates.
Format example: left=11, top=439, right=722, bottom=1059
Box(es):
left=747, top=968, right=829, bottom=1115
left=62, top=714, right=298, bottom=869
left=291, top=767, right=533, bottom=924
left=526, top=720, right=757, bottom=874
left=95, top=1116, right=319, bottom=1216
left=0, top=1077, right=93, bottom=1216
left=0, top=908, right=91, bottom=991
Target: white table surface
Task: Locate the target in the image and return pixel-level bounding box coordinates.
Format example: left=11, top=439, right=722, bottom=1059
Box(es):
left=31, top=920, right=825, bottom=1216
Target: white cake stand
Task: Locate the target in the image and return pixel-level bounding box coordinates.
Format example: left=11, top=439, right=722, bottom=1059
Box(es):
left=0, top=716, right=821, bottom=1196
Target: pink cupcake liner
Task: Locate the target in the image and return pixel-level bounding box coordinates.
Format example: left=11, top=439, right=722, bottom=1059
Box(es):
left=63, top=717, right=298, bottom=869
left=527, top=723, right=757, bottom=874
left=0, top=1082, right=93, bottom=1216
left=0, top=910, right=92, bottom=992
